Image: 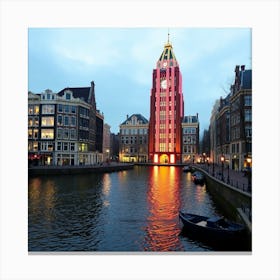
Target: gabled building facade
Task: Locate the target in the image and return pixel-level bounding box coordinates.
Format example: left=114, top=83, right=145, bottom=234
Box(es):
left=230, top=65, right=252, bottom=170
left=182, top=114, right=199, bottom=163
left=28, top=82, right=104, bottom=166
left=119, top=114, right=149, bottom=163
left=148, top=38, right=184, bottom=164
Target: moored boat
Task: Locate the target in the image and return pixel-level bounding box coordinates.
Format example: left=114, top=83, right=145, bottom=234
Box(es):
left=191, top=171, right=205, bottom=185
left=179, top=211, right=246, bottom=243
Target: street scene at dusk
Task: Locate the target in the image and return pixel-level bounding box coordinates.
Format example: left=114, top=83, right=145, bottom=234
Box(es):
left=28, top=27, right=252, bottom=253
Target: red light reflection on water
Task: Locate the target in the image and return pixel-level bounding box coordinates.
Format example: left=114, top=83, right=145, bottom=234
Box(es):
left=143, top=166, right=183, bottom=251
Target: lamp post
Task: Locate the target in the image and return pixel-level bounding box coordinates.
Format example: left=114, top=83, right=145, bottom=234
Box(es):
left=221, top=155, right=225, bottom=182
left=246, top=156, right=252, bottom=192
left=227, top=164, right=230, bottom=184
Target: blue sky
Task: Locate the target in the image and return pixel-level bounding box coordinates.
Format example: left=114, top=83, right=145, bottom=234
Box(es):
left=28, top=28, right=251, bottom=134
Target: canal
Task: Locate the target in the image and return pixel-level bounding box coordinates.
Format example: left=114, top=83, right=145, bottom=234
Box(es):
left=28, top=165, right=247, bottom=252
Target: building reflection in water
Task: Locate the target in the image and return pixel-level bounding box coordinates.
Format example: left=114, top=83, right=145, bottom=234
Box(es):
left=143, top=166, right=184, bottom=251
left=102, top=173, right=112, bottom=207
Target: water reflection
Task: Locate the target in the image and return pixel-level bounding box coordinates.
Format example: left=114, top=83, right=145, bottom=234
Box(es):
left=28, top=166, right=239, bottom=251
left=144, top=166, right=183, bottom=251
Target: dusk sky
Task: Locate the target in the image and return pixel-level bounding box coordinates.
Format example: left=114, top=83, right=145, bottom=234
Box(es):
left=28, top=28, right=251, bottom=134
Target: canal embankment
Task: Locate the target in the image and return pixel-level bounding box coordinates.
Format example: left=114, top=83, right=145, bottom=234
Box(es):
left=29, top=163, right=134, bottom=176
left=194, top=166, right=252, bottom=234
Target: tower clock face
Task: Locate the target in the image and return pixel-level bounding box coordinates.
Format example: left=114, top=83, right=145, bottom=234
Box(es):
left=163, top=62, right=167, bottom=67
left=161, top=79, right=167, bottom=89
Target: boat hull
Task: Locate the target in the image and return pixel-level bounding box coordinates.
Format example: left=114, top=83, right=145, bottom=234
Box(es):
left=179, top=212, right=246, bottom=245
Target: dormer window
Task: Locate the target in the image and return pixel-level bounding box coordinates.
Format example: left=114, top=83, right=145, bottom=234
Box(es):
left=64, top=90, right=72, bottom=100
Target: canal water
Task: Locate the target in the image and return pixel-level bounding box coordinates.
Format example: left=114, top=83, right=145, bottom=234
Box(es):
left=28, top=166, right=239, bottom=252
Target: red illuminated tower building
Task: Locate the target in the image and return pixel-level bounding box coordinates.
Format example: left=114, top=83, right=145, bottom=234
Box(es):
left=148, top=37, right=184, bottom=164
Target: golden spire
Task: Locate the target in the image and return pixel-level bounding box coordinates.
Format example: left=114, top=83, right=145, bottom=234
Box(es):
left=168, top=29, right=170, bottom=44
left=165, top=28, right=172, bottom=47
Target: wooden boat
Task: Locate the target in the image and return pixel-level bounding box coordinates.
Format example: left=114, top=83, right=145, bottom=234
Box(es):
left=179, top=212, right=246, bottom=243
left=191, top=171, right=205, bottom=185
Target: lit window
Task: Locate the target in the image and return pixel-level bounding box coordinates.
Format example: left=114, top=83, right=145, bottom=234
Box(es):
left=42, top=105, right=55, bottom=114
left=28, top=129, right=32, bottom=138
left=33, top=129, right=39, bottom=139
left=154, top=154, right=158, bottom=163
left=41, top=116, right=54, bottom=126
left=34, top=106, right=40, bottom=114
left=41, top=129, right=54, bottom=139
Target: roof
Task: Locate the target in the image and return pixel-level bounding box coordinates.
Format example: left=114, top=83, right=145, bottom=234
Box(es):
left=57, top=87, right=91, bottom=102
left=182, top=115, right=199, bottom=123
left=121, top=114, right=149, bottom=125
left=158, top=40, right=178, bottom=65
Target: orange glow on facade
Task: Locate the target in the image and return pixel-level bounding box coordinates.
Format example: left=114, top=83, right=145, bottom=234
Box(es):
left=170, top=154, right=175, bottom=164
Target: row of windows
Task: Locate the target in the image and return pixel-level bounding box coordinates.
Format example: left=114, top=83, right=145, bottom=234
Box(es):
left=121, top=136, right=147, bottom=144
left=183, top=145, right=196, bottom=154
left=28, top=105, right=40, bottom=115
left=57, top=104, right=77, bottom=114
left=28, top=141, right=90, bottom=153
left=28, top=129, right=54, bottom=139
left=120, top=128, right=148, bottom=135
left=182, top=127, right=197, bottom=134
left=183, top=135, right=196, bottom=144
left=57, top=115, right=76, bottom=126
left=57, top=142, right=76, bottom=152
left=57, top=128, right=77, bottom=140
left=29, top=104, right=89, bottom=116
left=28, top=117, right=39, bottom=127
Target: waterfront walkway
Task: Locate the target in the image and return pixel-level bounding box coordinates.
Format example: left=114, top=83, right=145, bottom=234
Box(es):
left=194, top=163, right=252, bottom=227
left=29, top=162, right=134, bottom=176
left=194, top=163, right=252, bottom=194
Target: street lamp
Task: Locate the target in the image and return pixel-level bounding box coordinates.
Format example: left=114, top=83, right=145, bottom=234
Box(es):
left=246, top=156, right=252, bottom=192
left=221, top=155, right=225, bottom=182
left=227, top=164, right=230, bottom=184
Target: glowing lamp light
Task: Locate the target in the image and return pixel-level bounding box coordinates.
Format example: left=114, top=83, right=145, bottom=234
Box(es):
left=246, top=157, right=252, bottom=164
left=170, top=154, right=175, bottom=164
left=154, top=154, right=159, bottom=163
